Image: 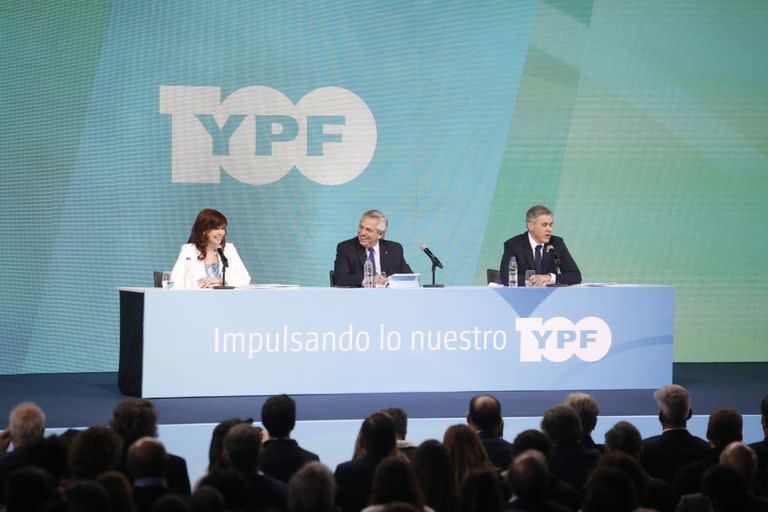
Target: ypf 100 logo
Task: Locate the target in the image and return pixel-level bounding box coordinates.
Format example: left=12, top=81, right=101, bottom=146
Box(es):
left=159, top=86, right=377, bottom=186
left=515, top=316, right=612, bottom=362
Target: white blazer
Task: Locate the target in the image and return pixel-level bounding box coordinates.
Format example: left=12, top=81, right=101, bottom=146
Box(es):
left=170, top=243, right=251, bottom=288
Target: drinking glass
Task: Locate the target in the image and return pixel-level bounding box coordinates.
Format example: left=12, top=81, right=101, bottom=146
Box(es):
left=525, top=270, right=536, bottom=288
left=375, top=272, right=388, bottom=288
left=162, top=271, right=173, bottom=289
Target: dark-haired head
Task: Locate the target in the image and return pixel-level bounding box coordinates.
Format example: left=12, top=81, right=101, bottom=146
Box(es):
left=188, top=209, right=228, bottom=260
left=362, top=412, right=397, bottom=461
left=262, top=394, right=296, bottom=439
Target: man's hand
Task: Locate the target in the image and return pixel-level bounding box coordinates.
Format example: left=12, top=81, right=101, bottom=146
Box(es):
left=0, top=427, right=11, bottom=454
left=531, top=274, right=553, bottom=287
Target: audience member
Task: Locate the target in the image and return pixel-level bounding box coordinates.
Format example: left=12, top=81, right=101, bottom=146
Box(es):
left=4, top=465, right=59, bottom=512
left=467, top=395, right=514, bottom=471
left=540, top=405, right=599, bottom=491
left=443, top=425, right=497, bottom=492
left=641, top=385, right=709, bottom=483
left=68, top=425, right=122, bottom=480
left=288, top=461, right=336, bottom=512
left=383, top=408, right=418, bottom=459
left=563, top=393, right=602, bottom=453
left=335, top=412, right=397, bottom=512
left=603, top=421, right=675, bottom=512
left=505, top=450, right=568, bottom=512
left=110, top=399, right=191, bottom=495
left=126, top=437, right=174, bottom=512
left=261, top=394, right=320, bottom=483
left=97, top=470, right=136, bottom=512
left=410, top=440, right=457, bottom=512
left=675, top=408, right=742, bottom=496
left=364, top=456, right=427, bottom=512
left=207, top=417, right=252, bottom=473
left=580, top=467, right=639, bottom=512
left=0, top=402, right=46, bottom=502
left=510, top=429, right=579, bottom=511
left=188, top=485, right=225, bottom=512
left=61, top=479, right=112, bottom=512
left=750, top=394, right=768, bottom=496
left=151, top=494, right=190, bottom=512
left=459, top=469, right=504, bottom=512
left=223, top=423, right=288, bottom=511
left=196, top=469, right=250, bottom=512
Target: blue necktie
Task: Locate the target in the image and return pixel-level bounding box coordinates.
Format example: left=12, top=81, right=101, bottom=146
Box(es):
left=534, top=245, right=543, bottom=275
left=368, top=248, right=377, bottom=275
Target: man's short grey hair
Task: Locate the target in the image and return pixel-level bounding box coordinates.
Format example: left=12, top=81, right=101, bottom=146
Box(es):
left=564, top=393, right=600, bottom=434
left=9, top=402, right=46, bottom=446
left=361, top=210, right=388, bottom=234
left=719, top=441, right=757, bottom=481
left=653, top=384, right=691, bottom=424
left=526, top=205, right=552, bottom=225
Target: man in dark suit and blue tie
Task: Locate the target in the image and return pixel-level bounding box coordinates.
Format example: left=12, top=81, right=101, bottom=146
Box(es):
left=334, top=210, right=412, bottom=287
left=499, top=205, right=581, bottom=286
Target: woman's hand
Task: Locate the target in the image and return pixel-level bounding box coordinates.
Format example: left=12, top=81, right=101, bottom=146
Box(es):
left=197, top=277, right=223, bottom=288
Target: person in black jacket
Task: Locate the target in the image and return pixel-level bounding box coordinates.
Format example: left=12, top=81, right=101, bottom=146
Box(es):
left=261, top=394, right=320, bottom=483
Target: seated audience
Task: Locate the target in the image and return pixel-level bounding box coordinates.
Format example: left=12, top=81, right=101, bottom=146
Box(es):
left=410, top=440, right=457, bottom=512
left=540, top=405, right=599, bottom=491
left=563, top=393, right=602, bottom=453
left=288, top=461, right=336, bottom=512
left=505, top=450, right=569, bottom=512
left=460, top=469, right=504, bottom=512
left=207, top=417, right=252, bottom=474
left=443, top=425, right=498, bottom=492
left=383, top=408, right=418, bottom=459
left=127, top=437, right=174, bottom=512
left=466, top=395, right=514, bottom=471
left=0, top=402, right=46, bottom=502
left=68, top=426, right=122, bottom=480
left=363, top=456, right=428, bottom=512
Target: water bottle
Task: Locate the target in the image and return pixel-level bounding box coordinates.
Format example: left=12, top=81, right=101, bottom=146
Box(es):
left=508, top=256, right=518, bottom=287
left=363, top=260, right=373, bottom=288
left=184, top=257, right=194, bottom=289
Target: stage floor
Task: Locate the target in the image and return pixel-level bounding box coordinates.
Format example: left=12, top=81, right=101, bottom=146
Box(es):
left=1, top=363, right=765, bottom=427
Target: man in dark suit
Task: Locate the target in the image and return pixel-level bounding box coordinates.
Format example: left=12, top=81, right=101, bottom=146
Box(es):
left=260, top=394, right=319, bottom=483
left=499, top=205, right=581, bottom=286
left=333, top=209, right=412, bottom=287
left=0, top=402, right=46, bottom=503
left=467, top=394, right=514, bottom=472
left=640, top=384, right=710, bottom=484
left=540, top=405, right=600, bottom=491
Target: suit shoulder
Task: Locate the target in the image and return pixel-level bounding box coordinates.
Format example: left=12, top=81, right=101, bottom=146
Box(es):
left=503, top=233, right=528, bottom=246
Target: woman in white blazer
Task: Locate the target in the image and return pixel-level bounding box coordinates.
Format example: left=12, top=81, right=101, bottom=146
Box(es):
left=170, top=208, right=251, bottom=288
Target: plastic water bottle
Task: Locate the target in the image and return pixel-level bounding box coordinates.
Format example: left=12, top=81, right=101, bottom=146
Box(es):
left=184, top=257, right=193, bottom=289
left=508, top=256, right=518, bottom=287
left=363, top=260, right=373, bottom=288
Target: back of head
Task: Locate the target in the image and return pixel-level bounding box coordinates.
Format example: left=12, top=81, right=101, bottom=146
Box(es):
left=288, top=461, right=336, bottom=512
left=594, top=452, right=648, bottom=502
left=467, top=395, right=502, bottom=435
left=653, top=384, right=691, bottom=427
left=511, top=429, right=552, bottom=459
left=719, top=441, right=757, bottom=482
left=564, top=393, right=600, bottom=435
left=382, top=408, right=408, bottom=440
left=96, top=470, right=136, bottom=512
left=706, top=408, right=742, bottom=448
left=189, top=486, right=226, bottom=512
left=110, top=398, right=158, bottom=447
left=9, top=402, right=46, bottom=448
left=540, top=405, right=582, bottom=446
left=459, top=469, right=504, bottom=512
left=198, top=469, right=250, bottom=511
left=444, top=425, right=493, bottom=490
left=604, top=421, right=642, bottom=459
left=581, top=467, right=638, bottom=512
left=62, top=480, right=112, bottom=512
left=207, top=417, right=252, bottom=472
left=126, top=437, right=167, bottom=479
left=152, top=494, right=190, bottom=512
left=370, top=456, right=423, bottom=508
left=68, top=426, right=123, bottom=479
left=223, top=423, right=262, bottom=475
left=701, top=464, right=748, bottom=511
left=411, top=440, right=455, bottom=512
left=362, top=412, right=397, bottom=461
left=261, top=394, right=296, bottom=439
left=506, top=450, right=550, bottom=502
left=6, top=466, right=58, bottom=512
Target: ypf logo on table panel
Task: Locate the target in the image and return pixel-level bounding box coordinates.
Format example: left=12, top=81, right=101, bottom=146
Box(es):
left=515, top=316, right=612, bottom=362
left=159, top=86, right=377, bottom=186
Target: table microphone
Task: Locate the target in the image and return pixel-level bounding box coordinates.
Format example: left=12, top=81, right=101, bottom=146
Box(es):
left=215, top=245, right=229, bottom=267
left=420, top=244, right=444, bottom=269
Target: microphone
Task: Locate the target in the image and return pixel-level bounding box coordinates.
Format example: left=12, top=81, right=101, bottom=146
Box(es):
left=215, top=245, right=229, bottom=268
left=420, top=244, right=444, bottom=269
left=546, top=244, right=561, bottom=274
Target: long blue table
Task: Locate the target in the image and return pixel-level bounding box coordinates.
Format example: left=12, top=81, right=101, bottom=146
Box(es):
left=118, top=286, right=673, bottom=398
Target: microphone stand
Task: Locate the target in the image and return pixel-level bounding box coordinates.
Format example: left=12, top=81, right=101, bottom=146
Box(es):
left=423, top=262, right=444, bottom=288
left=213, top=252, right=235, bottom=289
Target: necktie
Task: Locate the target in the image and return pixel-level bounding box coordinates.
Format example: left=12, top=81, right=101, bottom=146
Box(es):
left=368, top=248, right=377, bottom=275
left=534, top=245, right=543, bottom=275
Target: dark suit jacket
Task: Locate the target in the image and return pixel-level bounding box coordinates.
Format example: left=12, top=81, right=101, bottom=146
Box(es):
left=640, top=429, right=710, bottom=483
left=505, top=496, right=570, bottom=512
left=245, top=472, right=289, bottom=512
left=499, top=233, right=581, bottom=286
left=335, top=456, right=381, bottom=512
left=548, top=443, right=600, bottom=491
left=333, top=238, right=412, bottom=287
left=261, top=438, right=320, bottom=483
left=478, top=431, right=515, bottom=472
